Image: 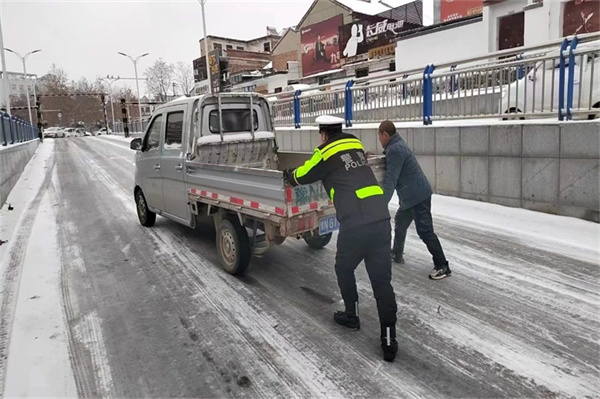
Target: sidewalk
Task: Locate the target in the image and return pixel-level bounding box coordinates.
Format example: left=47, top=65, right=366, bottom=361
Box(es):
left=0, top=141, right=77, bottom=397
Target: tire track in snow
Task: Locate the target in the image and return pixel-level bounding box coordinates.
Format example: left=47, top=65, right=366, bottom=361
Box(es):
left=70, top=131, right=433, bottom=397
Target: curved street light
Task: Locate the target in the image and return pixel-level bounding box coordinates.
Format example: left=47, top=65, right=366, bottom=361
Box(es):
left=118, top=52, right=149, bottom=122
left=4, top=48, right=41, bottom=124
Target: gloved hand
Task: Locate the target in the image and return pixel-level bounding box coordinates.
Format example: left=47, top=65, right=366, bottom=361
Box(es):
left=283, top=168, right=296, bottom=186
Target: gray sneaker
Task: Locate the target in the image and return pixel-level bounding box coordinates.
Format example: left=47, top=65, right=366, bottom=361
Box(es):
left=429, top=263, right=451, bottom=280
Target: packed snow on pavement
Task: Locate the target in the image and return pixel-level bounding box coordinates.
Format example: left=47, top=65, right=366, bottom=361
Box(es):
left=0, top=138, right=598, bottom=397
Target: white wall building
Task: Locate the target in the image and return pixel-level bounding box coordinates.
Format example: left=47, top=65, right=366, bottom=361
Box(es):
left=395, top=0, right=599, bottom=72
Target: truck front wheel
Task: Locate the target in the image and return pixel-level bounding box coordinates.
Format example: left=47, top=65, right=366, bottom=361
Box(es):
left=135, top=189, right=156, bottom=227
left=303, top=232, right=332, bottom=249
left=217, top=218, right=251, bottom=275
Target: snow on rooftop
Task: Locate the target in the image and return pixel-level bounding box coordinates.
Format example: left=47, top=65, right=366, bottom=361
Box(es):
left=336, top=0, right=417, bottom=16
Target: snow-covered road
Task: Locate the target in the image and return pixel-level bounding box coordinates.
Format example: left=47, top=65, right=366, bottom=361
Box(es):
left=1, top=135, right=598, bottom=398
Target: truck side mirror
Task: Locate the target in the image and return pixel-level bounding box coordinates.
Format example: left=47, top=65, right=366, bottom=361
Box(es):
left=130, top=138, right=142, bottom=151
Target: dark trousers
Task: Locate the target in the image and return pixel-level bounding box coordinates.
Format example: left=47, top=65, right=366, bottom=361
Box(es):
left=393, top=197, right=447, bottom=267
left=335, top=220, right=397, bottom=326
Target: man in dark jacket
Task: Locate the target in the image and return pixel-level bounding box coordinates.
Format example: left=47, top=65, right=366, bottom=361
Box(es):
left=378, top=120, right=451, bottom=280
left=284, top=115, right=398, bottom=362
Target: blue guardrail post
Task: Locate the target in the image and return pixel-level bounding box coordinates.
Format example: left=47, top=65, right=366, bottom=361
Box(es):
left=345, top=80, right=355, bottom=127
left=294, top=90, right=302, bottom=129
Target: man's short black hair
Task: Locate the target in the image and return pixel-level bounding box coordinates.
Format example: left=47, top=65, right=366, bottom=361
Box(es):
left=379, top=120, right=396, bottom=136
left=320, top=124, right=343, bottom=137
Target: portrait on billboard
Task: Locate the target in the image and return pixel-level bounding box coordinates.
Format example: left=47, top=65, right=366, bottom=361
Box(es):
left=301, top=14, right=343, bottom=77
left=343, top=23, right=365, bottom=58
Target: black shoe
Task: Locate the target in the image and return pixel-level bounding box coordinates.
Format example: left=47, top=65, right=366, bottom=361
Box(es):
left=333, top=311, right=360, bottom=330
left=381, top=325, right=398, bottom=362
left=429, top=262, right=452, bottom=280
left=391, top=252, right=405, bottom=264
left=381, top=338, right=398, bottom=362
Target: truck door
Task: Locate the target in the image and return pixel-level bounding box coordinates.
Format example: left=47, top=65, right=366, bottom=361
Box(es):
left=138, top=114, right=164, bottom=211
left=161, top=108, right=189, bottom=222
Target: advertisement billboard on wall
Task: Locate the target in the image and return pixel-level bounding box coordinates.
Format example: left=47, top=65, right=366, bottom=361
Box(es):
left=563, top=0, right=600, bottom=36
left=208, top=49, right=221, bottom=93
left=440, top=0, right=483, bottom=22
left=338, top=0, right=422, bottom=63
left=339, top=18, right=415, bottom=62
left=300, top=14, right=343, bottom=77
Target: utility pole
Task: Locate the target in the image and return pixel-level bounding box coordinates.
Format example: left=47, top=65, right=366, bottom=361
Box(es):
left=4, top=48, right=42, bottom=124
left=100, top=75, right=119, bottom=129
left=118, top=52, right=148, bottom=123
left=0, top=16, right=10, bottom=114
left=198, top=0, right=212, bottom=94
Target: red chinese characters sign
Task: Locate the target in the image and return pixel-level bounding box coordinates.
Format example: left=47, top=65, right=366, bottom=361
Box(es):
left=300, top=14, right=343, bottom=77
left=563, top=0, right=600, bottom=36
left=440, top=0, right=483, bottom=22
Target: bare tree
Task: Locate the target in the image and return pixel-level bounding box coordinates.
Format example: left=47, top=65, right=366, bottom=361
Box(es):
left=39, top=64, right=69, bottom=95
left=175, top=61, right=194, bottom=95
left=145, top=59, right=174, bottom=102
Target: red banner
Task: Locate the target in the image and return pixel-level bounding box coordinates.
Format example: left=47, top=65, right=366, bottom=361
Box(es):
left=300, top=14, right=343, bottom=77
left=440, top=0, right=483, bottom=22
left=563, top=0, right=600, bottom=36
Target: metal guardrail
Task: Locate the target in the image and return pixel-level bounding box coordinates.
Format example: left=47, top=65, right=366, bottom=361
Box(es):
left=113, top=120, right=149, bottom=135
left=0, top=112, right=39, bottom=146
left=268, top=33, right=600, bottom=127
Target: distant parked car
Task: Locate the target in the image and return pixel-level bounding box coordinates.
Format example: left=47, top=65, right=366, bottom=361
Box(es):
left=43, top=127, right=66, bottom=138
left=94, top=127, right=112, bottom=135
left=75, top=128, right=89, bottom=137
left=64, top=128, right=76, bottom=137
left=502, top=42, right=600, bottom=119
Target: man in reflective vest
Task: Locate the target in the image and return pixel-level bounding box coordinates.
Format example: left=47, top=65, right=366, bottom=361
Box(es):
left=284, top=115, right=398, bottom=362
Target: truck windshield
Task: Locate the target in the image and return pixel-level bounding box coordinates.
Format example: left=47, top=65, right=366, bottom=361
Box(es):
left=209, top=109, right=258, bottom=134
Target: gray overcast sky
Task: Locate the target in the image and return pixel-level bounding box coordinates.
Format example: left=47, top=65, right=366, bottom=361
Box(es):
left=1, top=0, right=313, bottom=95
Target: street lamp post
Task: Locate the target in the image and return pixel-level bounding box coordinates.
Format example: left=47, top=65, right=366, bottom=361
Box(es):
left=101, top=75, right=120, bottom=129
left=118, top=52, right=148, bottom=124
left=198, top=0, right=212, bottom=94
left=5, top=48, right=41, bottom=124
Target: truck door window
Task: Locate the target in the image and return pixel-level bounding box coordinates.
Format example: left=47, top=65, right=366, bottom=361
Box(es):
left=165, top=111, right=184, bottom=150
left=209, top=109, right=258, bottom=133
left=144, top=114, right=163, bottom=151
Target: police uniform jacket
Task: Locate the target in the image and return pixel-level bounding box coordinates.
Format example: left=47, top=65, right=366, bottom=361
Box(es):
left=288, top=132, right=390, bottom=231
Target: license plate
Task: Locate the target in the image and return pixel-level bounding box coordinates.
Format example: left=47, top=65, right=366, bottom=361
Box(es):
left=319, top=215, right=340, bottom=235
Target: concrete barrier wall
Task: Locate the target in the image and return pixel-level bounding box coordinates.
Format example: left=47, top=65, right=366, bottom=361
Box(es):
left=276, top=121, right=600, bottom=222
left=0, top=140, right=40, bottom=207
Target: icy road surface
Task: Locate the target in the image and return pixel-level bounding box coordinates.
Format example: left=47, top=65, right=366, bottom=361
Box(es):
left=1, top=135, right=598, bottom=398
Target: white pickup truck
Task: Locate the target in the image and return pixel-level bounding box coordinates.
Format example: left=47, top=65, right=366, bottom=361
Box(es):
left=130, top=93, right=385, bottom=275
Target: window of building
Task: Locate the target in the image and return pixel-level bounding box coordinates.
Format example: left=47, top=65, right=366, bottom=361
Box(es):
left=226, top=44, right=233, bottom=50
left=498, top=12, right=525, bottom=51
left=214, top=43, right=222, bottom=50
left=318, top=76, right=331, bottom=85
left=389, top=62, right=396, bottom=72
left=263, top=42, right=271, bottom=52
left=356, top=68, right=369, bottom=78
left=237, top=46, right=244, bottom=50
left=274, top=87, right=282, bottom=93
left=144, top=114, right=163, bottom=151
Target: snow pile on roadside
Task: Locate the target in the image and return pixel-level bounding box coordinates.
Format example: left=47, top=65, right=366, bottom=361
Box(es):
left=0, top=141, right=54, bottom=266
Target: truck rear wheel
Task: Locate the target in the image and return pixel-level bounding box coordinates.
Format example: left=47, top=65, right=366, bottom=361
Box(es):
left=216, top=217, right=251, bottom=275
left=303, top=232, right=332, bottom=249
left=135, top=189, right=156, bottom=227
